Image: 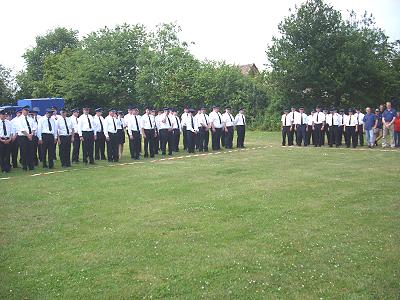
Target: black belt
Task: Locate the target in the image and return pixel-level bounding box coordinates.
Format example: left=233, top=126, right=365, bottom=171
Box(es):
left=1, top=137, right=10, bottom=140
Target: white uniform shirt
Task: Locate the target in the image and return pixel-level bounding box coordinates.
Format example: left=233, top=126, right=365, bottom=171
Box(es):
left=78, top=114, right=96, bottom=136
left=159, top=113, right=173, bottom=130
left=294, top=113, right=308, bottom=125
left=11, top=117, right=20, bottom=137
left=93, top=115, right=105, bottom=133
left=172, top=115, right=181, bottom=131
left=289, top=111, right=299, bottom=125
left=343, top=114, right=357, bottom=127
left=307, top=114, right=314, bottom=126
left=281, top=114, right=292, bottom=126
left=0, top=119, right=12, bottom=138
left=57, top=116, right=73, bottom=136
left=128, top=114, right=142, bottom=134
left=155, top=114, right=162, bottom=130
left=31, top=115, right=41, bottom=135
left=222, top=112, right=235, bottom=127
left=103, top=115, right=118, bottom=138
left=209, top=111, right=223, bottom=128
left=354, top=112, right=365, bottom=125
left=325, top=113, right=341, bottom=126
left=38, top=116, right=57, bottom=140
left=141, top=114, right=155, bottom=130
left=312, top=112, right=325, bottom=124
left=16, top=115, right=35, bottom=136
left=181, top=112, right=190, bottom=127
left=70, top=115, right=79, bottom=133
left=186, top=114, right=198, bottom=132
left=234, top=113, right=246, bottom=126
left=339, top=114, right=345, bottom=126
left=197, top=113, right=210, bottom=127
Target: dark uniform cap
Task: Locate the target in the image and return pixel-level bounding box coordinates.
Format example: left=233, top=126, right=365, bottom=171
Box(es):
left=284, top=109, right=289, bottom=112
left=95, top=108, right=103, bottom=112
left=163, top=107, right=169, bottom=111
left=46, top=108, right=53, bottom=113
left=212, top=105, right=220, bottom=109
left=71, top=108, right=79, bottom=113
left=60, top=108, right=68, bottom=113
left=225, top=106, right=231, bottom=109
left=51, top=106, right=58, bottom=110
left=109, top=108, right=116, bottom=112
left=16, top=108, right=23, bottom=113
left=22, top=105, right=30, bottom=111
left=117, top=110, right=124, bottom=114
left=0, top=110, right=5, bottom=115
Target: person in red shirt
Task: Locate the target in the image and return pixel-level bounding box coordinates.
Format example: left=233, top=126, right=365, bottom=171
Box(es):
left=394, top=111, right=400, bottom=148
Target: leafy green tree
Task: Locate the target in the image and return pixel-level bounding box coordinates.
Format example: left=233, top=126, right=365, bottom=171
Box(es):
left=0, top=64, right=16, bottom=103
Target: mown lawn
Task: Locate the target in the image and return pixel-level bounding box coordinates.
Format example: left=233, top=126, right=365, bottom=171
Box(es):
left=1, top=132, right=399, bottom=299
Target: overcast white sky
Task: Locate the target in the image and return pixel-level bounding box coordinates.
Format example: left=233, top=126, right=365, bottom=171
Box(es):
left=1, top=0, right=399, bottom=72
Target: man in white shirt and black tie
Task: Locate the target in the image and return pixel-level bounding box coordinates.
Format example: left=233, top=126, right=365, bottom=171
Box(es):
left=78, top=106, right=97, bottom=165
left=171, top=108, right=182, bottom=152
left=38, top=109, right=57, bottom=169
left=104, top=109, right=119, bottom=162
left=344, top=109, right=358, bottom=148
left=10, top=109, right=22, bottom=168
left=312, top=106, right=325, bottom=147
left=197, top=106, right=210, bottom=152
left=70, top=108, right=81, bottom=163
left=17, top=106, right=36, bottom=170
left=354, top=107, right=365, bottom=146
left=337, top=109, right=345, bottom=146
left=158, top=107, right=174, bottom=157
left=288, top=107, right=298, bottom=146
left=180, top=107, right=190, bottom=151
left=281, top=109, right=292, bottom=146
left=234, top=108, right=246, bottom=148
left=141, top=107, right=156, bottom=158
left=57, top=108, right=73, bottom=167
left=30, top=108, right=41, bottom=165
left=327, top=108, right=340, bottom=147
left=93, top=108, right=106, bottom=161
left=222, top=106, right=235, bottom=149
left=127, top=106, right=142, bottom=160
left=294, top=107, right=308, bottom=146
left=209, top=105, right=223, bottom=150
left=0, top=110, right=12, bottom=173
left=186, top=109, right=198, bottom=153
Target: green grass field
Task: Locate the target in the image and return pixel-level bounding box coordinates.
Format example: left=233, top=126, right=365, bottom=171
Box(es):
left=1, top=132, right=399, bottom=299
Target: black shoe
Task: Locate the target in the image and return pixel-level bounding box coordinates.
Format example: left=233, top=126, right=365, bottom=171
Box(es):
left=89, top=162, right=95, bottom=165
left=43, top=165, right=48, bottom=169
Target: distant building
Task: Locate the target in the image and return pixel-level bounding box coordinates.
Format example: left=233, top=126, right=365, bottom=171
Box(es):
left=239, top=63, right=260, bottom=76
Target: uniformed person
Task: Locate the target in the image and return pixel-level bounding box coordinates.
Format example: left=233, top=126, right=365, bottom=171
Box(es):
left=281, top=109, right=291, bottom=146
left=181, top=107, right=190, bottom=150
left=344, top=109, right=358, bottom=148
left=209, top=105, right=223, bottom=150
left=116, top=110, right=125, bottom=159
left=38, top=109, right=57, bottom=169
left=312, top=106, right=325, bottom=147
left=234, top=108, right=246, bottom=148
left=78, top=106, right=96, bottom=165
left=153, top=109, right=161, bottom=155
left=141, top=107, right=156, bottom=158
left=186, top=109, right=198, bottom=153
left=327, top=108, right=340, bottom=147
left=70, top=108, right=81, bottom=163
left=288, top=107, right=298, bottom=146
left=222, top=106, right=235, bottom=149
left=30, top=108, right=41, bottom=165
left=57, top=108, right=73, bottom=167
left=321, top=109, right=329, bottom=146
left=127, top=107, right=141, bottom=160
left=50, top=106, right=60, bottom=160
left=337, top=109, right=345, bottom=146
left=93, top=108, right=106, bottom=160
left=294, top=107, right=308, bottom=146
left=306, top=110, right=315, bottom=146
left=16, top=106, right=35, bottom=170
left=354, top=107, right=365, bottom=146
left=104, top=109, right=119, bottom=162
left=0, top=110, right=12, bottom=173
left=10, top=108, right=22, bottom=168
left=159, top=107, right=174, bottom=157
left=197, top=106, right=210, bottom=152
left=171, top=108, right=182, bottom=151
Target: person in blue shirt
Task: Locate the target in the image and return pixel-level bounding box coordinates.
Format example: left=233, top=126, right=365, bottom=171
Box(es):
left=363, top=107, right=377, bottom=148
left=374, top=108, right=383, bottom=146
left=382, top=101, right=397, bottom=148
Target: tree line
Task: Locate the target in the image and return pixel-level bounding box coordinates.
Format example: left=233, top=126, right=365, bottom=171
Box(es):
left=1, top=0, right=399, bottom=130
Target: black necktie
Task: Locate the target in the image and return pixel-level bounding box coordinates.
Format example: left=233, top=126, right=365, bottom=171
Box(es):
left=175, top=116, right=180, bottom=129
left=148, top=115, right=153, bottom=128
left=218, top=113, right=222, bottom=125
left=120, top=118, right=123, bottom=129
left=316, top=114, right=319, bottom=123
left=2, top=120, right=7, bottom=136
left=113, top=118, right=116, bottom=131
left=229, top=114, right=233, bottom=122
left=76, top=117, right=78, bottom=124
left=134, top=116, right=139, bottom=130
left=167, top=116, right=172, bottom=127
left=357, top=114, right=359, bottom=125
left=35, top=116, right=38, bottom=123
left=64, top=117, right=69, bottom=135
left=331, top=115, right=334, bottom=126
left=48, top=117, right=52, bottom=132
left=205, top=115, right=208, bottom=125
left=242, top=115, right=245, bottom=125
left=87, top=115, right=92, bottom=129
left=191, top=116, right=194, bottom=129
left=301, top=114, right=303, bottom=125
left=342, top=115, right=344, bottom=125
left=285, top=115, right=287, bottom=126
left=25, top=116, right=32, bottom=134
left=348, top=116, right=351, bottom=125
left=99, top=117, right=103, bottom=132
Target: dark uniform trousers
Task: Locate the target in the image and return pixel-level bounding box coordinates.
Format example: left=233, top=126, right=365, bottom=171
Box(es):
left=224, top=126, right=234, bottom=149
left=356, top=124, right=363, bottom=146
left=221, top=129, right=226, bottom=147
left=198, top=127, right=209, bottom=151
left=345, top=126, right=357, bottom=148
left=107, top=132, right=119, bottom=162
left=59, top=135, right=72, bottom=167
left=314, top=124, right=323, bottom=147
left=130, top=130, right=141, bottom=159
left=95, top=131, right=106, bottom=160
left=159, top=129, right=173, bottom=155
left=144, top=129, right=155, bottom=157
left=296, top=124, right=307, bottom=146
left=127, top=130, right=134, bottom=158
left=187, top=131, right=196, bottom=153
left=18, top=136, right=34, bottom=170
left=195, top=129, right=201, bottom=150
left=306, top=125, right=314, bottom=146
left=173, top=128, right=180, bottom=151
left=154, top=129, right=160, bottom=154
left=211, top=128, right=222, bottom=150
left=11, top=139, right=19, bottom=168
left=32, top=135, right=41, bottom=165
left=42, top=133, right=55, bottom=168
left=0, top=138, right=11, bottom=172
left=329, top=125, right=338, bottom=147
left=182, top=126, right=187, bottom=150
left=236, top=125, right=245, bottom=148
left=72, top=133, right=80, bottom=162
left=282, top=126, right=291, bottom=146
left=82, top=131, right=94, bottom=164
left=288, top=126, right=295, bottom=146
left=337, top=125, right=344, bottom=146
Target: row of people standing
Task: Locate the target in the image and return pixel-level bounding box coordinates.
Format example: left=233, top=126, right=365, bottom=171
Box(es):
left=280, top=102, right=399, bottom=148
left=0, top=105, right=247, bottom=173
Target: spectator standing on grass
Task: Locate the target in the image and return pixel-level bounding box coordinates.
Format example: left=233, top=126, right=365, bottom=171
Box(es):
left=382, top=101, right=396, bottom=148
left=374, top=108, right=383, bottom=147
left=394, top=111, right=400, bottom=148
left=362, top=107, right=377, bottom=148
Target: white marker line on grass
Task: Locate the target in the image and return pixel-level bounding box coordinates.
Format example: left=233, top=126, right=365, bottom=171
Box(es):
left=0, top=177, right=10, bottom=180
